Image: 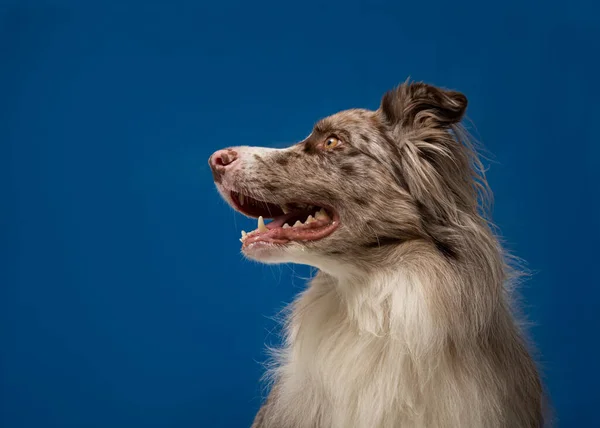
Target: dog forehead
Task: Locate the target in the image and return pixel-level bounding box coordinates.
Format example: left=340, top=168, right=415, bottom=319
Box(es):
left=315, top=109, right=378, bottom=133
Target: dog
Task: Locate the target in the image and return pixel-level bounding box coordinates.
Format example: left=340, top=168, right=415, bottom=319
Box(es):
left=209, top=81, right=545, bottom=428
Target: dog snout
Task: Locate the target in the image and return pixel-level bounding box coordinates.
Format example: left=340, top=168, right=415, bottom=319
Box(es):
left=209, top=148, right=239, bottom=182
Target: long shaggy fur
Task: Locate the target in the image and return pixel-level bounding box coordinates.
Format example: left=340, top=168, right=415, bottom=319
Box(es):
left=211, top=81, right=545, bottom=428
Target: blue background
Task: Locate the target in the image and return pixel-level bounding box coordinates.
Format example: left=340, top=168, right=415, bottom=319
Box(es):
left=1, top=0, right=599, bottom=427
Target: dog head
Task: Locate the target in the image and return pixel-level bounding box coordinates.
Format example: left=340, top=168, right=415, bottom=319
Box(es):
left=209, top=82, right=482, bottom=274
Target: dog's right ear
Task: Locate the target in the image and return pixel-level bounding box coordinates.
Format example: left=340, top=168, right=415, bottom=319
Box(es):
left=379, top=81, right=467, bottom=130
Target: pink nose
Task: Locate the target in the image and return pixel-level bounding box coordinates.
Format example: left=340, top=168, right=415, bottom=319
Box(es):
left=209, top=148, right=239, bottom=182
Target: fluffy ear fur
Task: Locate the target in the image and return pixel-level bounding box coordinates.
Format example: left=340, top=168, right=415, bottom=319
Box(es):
left=380, top=81, right=467, bottom=129
left=380, top=82, right=481, bottom=256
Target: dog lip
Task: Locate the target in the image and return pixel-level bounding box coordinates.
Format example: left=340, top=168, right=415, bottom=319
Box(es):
left=241, top=207, right=340, bottom=248
left=242, top=219, right=340, bottom=248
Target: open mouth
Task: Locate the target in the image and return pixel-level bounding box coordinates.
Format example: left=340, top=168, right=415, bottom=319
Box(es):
left=229, top=190, right=339, bottom=248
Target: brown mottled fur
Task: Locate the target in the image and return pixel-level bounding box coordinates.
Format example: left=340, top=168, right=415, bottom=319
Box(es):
left=210, top=81, right=545, bottom=427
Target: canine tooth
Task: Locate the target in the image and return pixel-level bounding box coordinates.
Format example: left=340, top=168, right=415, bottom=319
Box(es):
left=239, top=194, right=245, bottom=205
left=282, top=223, right=290, bottom=228
left=241, top=230, right=247, bottom=239
left=258, top=216, right=268, bottom=233
left=281, top=205, right=289, bottom=214
left=306, top=215, right=316, bottom=224
left=293, top=220, right=303, bottom=228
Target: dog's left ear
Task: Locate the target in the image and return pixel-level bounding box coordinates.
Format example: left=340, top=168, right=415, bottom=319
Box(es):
left=380, top=81, right=467, bottom=129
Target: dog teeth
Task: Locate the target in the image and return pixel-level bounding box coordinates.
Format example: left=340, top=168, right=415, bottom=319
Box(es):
left=239, top=208, right=332, bottom=241
left=239, top=194, right=245, bottom=205
left=315, top=208, right=330, bottom=221
left=257, top=216, right=268, bottom=233
left=281, top=205, right=289, bottom=214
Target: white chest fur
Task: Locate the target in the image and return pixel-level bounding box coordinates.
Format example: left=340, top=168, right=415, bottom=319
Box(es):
left=268, top=271, right=460, bottom=428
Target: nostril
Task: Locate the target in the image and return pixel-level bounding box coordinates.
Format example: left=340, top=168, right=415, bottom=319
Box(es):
left=214, top=156, right=226, bottom=166
left=212, top=149, right=238, bottom=169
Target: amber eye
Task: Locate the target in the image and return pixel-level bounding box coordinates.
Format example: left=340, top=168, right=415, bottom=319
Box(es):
left=323, top=136, right=341, bottom=150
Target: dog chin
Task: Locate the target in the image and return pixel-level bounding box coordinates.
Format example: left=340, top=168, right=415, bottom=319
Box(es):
left=242, top=241, right=303, bottom=264
left=242, top=241, right=347, bottom=276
